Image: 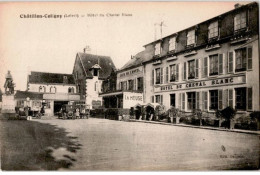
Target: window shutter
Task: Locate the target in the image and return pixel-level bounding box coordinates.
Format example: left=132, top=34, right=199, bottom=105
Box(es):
left=166, top=67, right=169, bottom=83
left=151, top=69, right=154, bottom=85
left=247, top=87, right=253, bottom=110
left=176, top=64, right=179, bottom=81
left=204, top=57, right=208, bottom=77
left=183, top=62, right=187, bottom=80
left=204, top=91, right=208, bottom=111
left=219, top=54, right=223, bottom=74
left=195, top=59, right=199, bottom=78
left=228, top=89, right=233, bottom=108
left=182, top=93, right=185, bottom=111
left=151, top=96, right=154, bottom=103
left=134, top=79, right=136, bottom=90
left=160, top=68, right=163, bottom=84
left=178, top=93, right=181, bottom=109
left=223, top=89, right=228, bottom=109
left=161, top=95, right=163, bottom=105
left=247, top=46, right=252, bottom=70
left=218, top=90, right=223, bottom=110
left=228, top=52, right=233, bottom=73
left=196, top=92, right=200, bottom=109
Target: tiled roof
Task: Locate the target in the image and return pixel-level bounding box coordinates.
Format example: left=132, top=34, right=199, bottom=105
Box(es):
left=28, top=71, right=75, bottom=84
left=77, top=52, right=116, bottom=79
left=119, top=50, right=151, bottom=71
left=14, top=90, right=43, bottom=100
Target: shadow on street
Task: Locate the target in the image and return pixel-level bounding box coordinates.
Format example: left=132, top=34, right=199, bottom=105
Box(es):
left=0, top=120, right=81, bottom=170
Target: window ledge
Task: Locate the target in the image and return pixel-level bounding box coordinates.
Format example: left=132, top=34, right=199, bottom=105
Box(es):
left=205, top=44, right=221, bottom=51
left=230, top=36, right=249, bottom=45
left=184, top=50, right=197, bottom=57
left=152, top=59, right=162, bottom=65
left=166, top=56, right=178, bottom=62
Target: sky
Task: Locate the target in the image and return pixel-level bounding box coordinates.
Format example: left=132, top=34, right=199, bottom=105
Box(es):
left=0, top=1, right=252, bottom=91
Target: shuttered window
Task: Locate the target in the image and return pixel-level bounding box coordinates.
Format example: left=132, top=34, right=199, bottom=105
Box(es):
left=218, top=90, right=223, bottom=110
left=209, top=54, right=218, bottom=76
left=160, top=68, right=163, bottom=84
left=155, top=68, right=161, bottom=84
left=203, top=57, right=208, bottom=78
left=228, top=89, right=233, bottom=108
left=183, top=62, right=187, bottom=80
left=151, top=70, right=154, bottom=85
left=182, top=93, right=185, bottom=111
left=210, top=90, right=218, bottom=110
left=219, top=54, right=223, bottom=74
left=151, top=96, right=154, bottom=103
left=203, top=91, right=208, bottom=111
left=228, top=52, right=233, bottom=73
left=195, top=59, right=199, bottom=78
left=178, top=93, right=182, bottom=109
left=247, top=87, right=253, bottom=111
left=247, top=47, right=252, bottom=70
left=166, top=67, right=169, bottom=83
left=196, top=92, right=200, bottom=109
left=176, top=64, right=179, bottom=81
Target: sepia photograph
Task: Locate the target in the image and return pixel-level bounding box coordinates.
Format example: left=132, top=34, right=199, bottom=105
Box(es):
left=0, top=1, right=259, bottom=171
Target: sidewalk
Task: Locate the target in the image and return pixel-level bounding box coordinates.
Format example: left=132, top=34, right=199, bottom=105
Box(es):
left=129, top=119, right=260, bottom=135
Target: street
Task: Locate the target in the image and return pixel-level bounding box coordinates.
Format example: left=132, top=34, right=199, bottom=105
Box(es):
left=1, top=117, right=259, bottom=170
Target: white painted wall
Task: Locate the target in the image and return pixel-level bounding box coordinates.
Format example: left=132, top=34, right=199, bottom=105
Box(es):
left=85, top=76, right=103, bottom=109
left=28, top=83, right=76, bottom=94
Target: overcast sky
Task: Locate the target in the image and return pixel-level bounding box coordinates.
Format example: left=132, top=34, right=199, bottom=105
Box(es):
left=0, top=1, right=251, bottom=91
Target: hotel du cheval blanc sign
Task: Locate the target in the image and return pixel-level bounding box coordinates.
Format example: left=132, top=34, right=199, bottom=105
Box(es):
left=154, top=75, right=246, bottom=93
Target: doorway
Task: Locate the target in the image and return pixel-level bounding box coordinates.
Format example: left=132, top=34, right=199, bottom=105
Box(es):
left=170, top=94, right=176, bottom=107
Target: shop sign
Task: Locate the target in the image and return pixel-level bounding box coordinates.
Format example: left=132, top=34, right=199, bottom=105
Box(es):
left=119, top=67, right=143, bottom=77
left=123, top=92, right=143, bottom=109
left=155, top=75, right=245, bottom=92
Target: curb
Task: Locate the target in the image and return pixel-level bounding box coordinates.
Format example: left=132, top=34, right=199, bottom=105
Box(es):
left=129, top=119, right=260, bottom=135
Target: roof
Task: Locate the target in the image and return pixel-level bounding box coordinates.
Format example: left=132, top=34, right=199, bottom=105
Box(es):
left=77, top=52, right=116, bottom=79
left=143, top=2, right=256, bottom=47
left=119, top=50, right=152, bottom=71
left=14, top=90, right=43, bottom=100
left=28, top=71, right=75, bottom=85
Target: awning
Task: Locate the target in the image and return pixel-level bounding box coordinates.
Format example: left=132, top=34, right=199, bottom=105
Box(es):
left=144, top=103, right=161, bottom=108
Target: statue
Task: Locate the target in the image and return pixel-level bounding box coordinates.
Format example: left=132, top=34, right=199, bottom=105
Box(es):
left=4, top=71, right=15, bottom=95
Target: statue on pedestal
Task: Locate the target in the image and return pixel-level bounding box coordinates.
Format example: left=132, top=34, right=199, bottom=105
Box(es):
left=4, top=71, right=15, bottom=95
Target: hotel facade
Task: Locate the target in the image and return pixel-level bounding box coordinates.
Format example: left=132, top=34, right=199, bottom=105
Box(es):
left=128, top=2, right=259, bottom=117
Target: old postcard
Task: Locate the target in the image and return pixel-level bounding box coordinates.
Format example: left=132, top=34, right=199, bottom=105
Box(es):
left=0, top=1, right=259, bottom=171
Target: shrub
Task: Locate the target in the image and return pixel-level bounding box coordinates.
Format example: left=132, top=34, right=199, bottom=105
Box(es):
left=202, top=118, right=219, bottom=127
left=235, top=115, right=258, bottom=131
left=220, top=106, right=236, bottom=120
left=250, top=111, right=260, bottom=121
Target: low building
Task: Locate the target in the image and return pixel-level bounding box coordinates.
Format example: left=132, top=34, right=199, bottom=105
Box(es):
left=100, top=51, right=145, bottom=109
left=72, top=51, right=116, bottom=109
left=27, top=71, right=80, bottom=115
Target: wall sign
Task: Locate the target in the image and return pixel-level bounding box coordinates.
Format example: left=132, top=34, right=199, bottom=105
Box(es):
left=123, top=92, right=143, bottom=109
left=119, top=67, right=143, bottom=78
left=155, top=75, right=246, bottom=92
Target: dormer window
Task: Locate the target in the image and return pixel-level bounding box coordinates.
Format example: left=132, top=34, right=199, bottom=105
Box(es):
left=187, top=30, right=195, bottom=46
left=93, top=69, right=98, bottom=76
left=208, top=21, right=218, bottom=39
left=63, top=76, right=68, bottom=84
left=169, top=36, right=176, bottom=51
left=234, top=11, right=247, bottom=31
left=154, top=42, right=161, bottom=55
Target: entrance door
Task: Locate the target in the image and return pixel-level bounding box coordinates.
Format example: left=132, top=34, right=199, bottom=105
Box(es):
left=170, top=94, right=176, bottom=107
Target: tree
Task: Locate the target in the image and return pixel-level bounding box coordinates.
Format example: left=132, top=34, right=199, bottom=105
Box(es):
left=220, top=106, right=237, bottom=129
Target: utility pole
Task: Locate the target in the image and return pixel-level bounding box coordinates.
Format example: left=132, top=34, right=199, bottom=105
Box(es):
left=154, top=21, right=167, bottom=40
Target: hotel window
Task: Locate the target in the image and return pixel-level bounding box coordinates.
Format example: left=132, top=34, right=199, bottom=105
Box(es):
left=155, top=68, right=162, bottom=84
left=234, top=11, right=247, bottom=31
left=210, top=90, right=218, bottom=110
left=50, top=86, right=56, bottom=93
left=235, top=47, right=252, bottom=72
left=123, top=81, right=127, bottom=90
left=137, top=77, right=143, bottom=91
left=128, top=79, right=134, bottom=90
left=155, top=95, right=163, bottom=105
left=154, top=42, right=161, bottom=55
left=169, top=64, right=179, bottom=82
left=93, top=69, right=98, bottom=76
left=68, top=87, right=74, bottom=93
left=208, top=21, right=218, bottom=39
left=187, top=92, right=196, bottom=110
left=169, top=36, right=176, bottom=51
left=39, top=86, right=45, bottom=93
left=209, top=54, right=223, bottom=76
left=235, top=87, right=246, bottom=110
left=187, top=30, right=195, bottom=46
left=188, top=60, right=195, bottom=79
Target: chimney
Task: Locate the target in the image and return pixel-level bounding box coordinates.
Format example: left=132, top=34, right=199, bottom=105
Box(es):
left=83, top=45, right=91, bottom=54
left=234, top=3, right=242, bottom=9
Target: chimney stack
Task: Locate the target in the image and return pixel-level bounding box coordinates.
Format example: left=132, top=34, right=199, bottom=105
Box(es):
left=234, top=3, right=242, bottom=9
left=83, top=45, right=91, bottom=54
